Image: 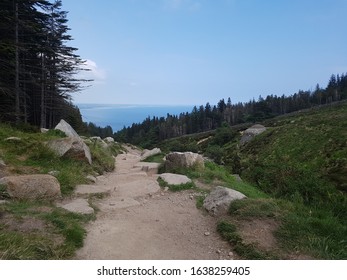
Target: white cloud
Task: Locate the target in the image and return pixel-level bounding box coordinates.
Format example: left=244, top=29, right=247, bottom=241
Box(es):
left=81, top=59, right=107, bottom=82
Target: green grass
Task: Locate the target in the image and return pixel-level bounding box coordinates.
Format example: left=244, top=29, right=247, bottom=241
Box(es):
left=0, top=123, right=121, bottom=195
left=0, top=201, right=94, bottom=259
left=142, top=153, right=165, bottom=164
left=156, top=103, right=347, bottom=259
left=276, top=205, right=347, bottom=259
left=217, top=221, right=276, bottom=260
left=228, top=198, right=286, bottom=219
left=0, top=123, right=120, bottom=259
left=195, top=195, right=205, bottom=209
left=157, top=177, right=196, bottom=192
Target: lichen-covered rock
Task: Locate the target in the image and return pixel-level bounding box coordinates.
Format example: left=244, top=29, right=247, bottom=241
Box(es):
left=0, top=174, right=61, bottom=200
left=203, top=186, right=246, bottom=216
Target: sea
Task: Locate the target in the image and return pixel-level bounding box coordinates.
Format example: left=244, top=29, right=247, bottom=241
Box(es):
left=77, top=104, right=194, bottom=132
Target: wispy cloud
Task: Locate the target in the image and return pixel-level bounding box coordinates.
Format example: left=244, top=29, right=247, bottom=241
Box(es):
left=81, top=59, right=107, bottom=83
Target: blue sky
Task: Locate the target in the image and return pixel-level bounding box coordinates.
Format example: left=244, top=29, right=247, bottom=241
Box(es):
left=62, top=0, right=347, bottom=106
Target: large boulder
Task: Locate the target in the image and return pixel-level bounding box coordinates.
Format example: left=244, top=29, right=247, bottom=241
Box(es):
left=54, top=119, right=79, bottom=138
left=47, top=137, right=92, bottom=165
left=165, top=152, right=204, bottom=171
left=140, top=148, right=161, bottom=161
left=203, top=186, right=246, bottom=216
left=0, top=174, right=61, bottom=200
left=240, top=124, right=267, bottom=145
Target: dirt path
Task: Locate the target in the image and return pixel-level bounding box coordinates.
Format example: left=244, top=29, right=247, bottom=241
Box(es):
left=75, top=146, right=233, bottom=260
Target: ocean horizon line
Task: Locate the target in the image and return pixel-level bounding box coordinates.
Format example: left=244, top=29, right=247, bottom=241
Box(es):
left=77, top=103, right=196, bottom=132
left=76, top=102, right=196, bottom=108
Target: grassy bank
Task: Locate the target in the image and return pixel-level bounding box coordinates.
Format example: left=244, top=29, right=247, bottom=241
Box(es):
left=0, top=123, right=122, bottom=259
left=156, top=102, right=347, bottom=259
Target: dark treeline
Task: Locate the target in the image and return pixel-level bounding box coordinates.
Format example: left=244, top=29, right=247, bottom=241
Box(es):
left=0, top=0, right=89, bottom=129
left=115, top=73, right=347, bottom=148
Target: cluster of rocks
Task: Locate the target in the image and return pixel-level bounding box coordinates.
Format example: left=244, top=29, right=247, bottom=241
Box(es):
left=150, top=150, right=247, bottom=216
left=0, top=119, right=117, bottom=204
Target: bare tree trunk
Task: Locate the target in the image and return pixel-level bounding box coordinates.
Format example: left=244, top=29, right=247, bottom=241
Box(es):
left=15, top=1, right=20, bottom=123
left=40, top=53, right=46, bottom=128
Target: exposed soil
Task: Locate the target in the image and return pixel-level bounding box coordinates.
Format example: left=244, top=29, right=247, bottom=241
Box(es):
left=75, top=146, right=235, bottom=260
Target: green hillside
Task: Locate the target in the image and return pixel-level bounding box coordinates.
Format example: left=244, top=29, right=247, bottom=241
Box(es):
left=159, top=101, right=347, bottom=259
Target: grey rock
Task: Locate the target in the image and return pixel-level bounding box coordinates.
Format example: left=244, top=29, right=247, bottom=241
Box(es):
left=0, top=159, right=6, bottom=167
left=140, top=148, right=161, bottom=161
left=0, top=174, right=61, bottom=200
left=158, top=173, right=192, bottom=185
left=54, top=119, right=79, bottom=138
left=40, top=128, right=49, bottom=133
left=58, top=198, right=94, bottom=215
left=0, top=200, right=8, bottom=204
left=46, top=137, right=92, bottom=165
left=240, top=124, right=266, bottom=145
left=203, top=186, right=246, bottom=215
left=165, top=152, right=204, bottom=171
left=86, top=175, right=97, bottom=183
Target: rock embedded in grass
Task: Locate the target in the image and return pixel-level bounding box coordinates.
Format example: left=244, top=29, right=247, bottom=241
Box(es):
left=0, top=174, right=61, bottom=200
left=158, top=173, right=192, bottom=185
left=164, top=151, right=205, bottom=171
left=203, top=186, right=246, bottom=216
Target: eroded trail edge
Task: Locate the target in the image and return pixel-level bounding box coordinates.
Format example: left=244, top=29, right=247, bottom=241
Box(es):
left=75, top=146, right=233, bottom=260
